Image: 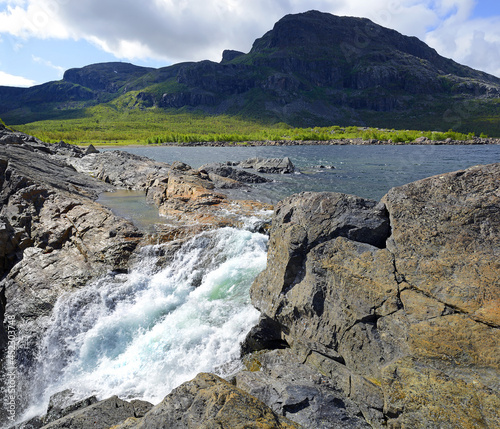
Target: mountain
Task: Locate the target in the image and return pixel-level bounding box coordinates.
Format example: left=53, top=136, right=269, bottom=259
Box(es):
left=2, top=10, right=500, bottom=132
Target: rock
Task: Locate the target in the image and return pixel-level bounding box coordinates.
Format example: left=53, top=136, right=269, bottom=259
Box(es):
left=146, top=162, right=272, bottom=232
left=0, top=133, right=25, bottom=145
left=382, top=164, right=500, bottom=328
left=238, top=157, right=295, bottom=174
left=113, top=373, right=300, bottom=428
left=240, top=315, right=288, bottom=355
left=11, top=415, right=44, bottom=429
left=68, top=150, right=170, bottom=190
left=40, top=396, right=136, bottom=429
left=221, top=49, right=245, bottom=62
left=129, top=400, right=154, bottom=418
left=250, top=191, right=392, bottom=426
left=199, top=162, right=270, bottom=184
left=378, top=163, right=500, bottom=427
left=170, top=160, right=191, bottom=171
left=413, top=136, right=429, bottom=144
left=236, top=349, right=371, bottom=429
left=43, top=390, right=98, bottom=425
left=12, top=393, right=153, bottom=429
left=52, top=140, right=85, bottom=157
left=248, top=163, right=500, bottom=428
left=84, top=143, right=99, bottom=155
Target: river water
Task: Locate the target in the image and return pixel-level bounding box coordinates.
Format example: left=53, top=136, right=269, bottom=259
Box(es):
left=17, top=144, right=500, bottom=423
left=106, top=144, right=500, bottom=201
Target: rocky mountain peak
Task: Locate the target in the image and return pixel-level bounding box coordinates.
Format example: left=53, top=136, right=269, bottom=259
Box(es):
left=1, top=10, right=500, bottom=132
left=63, top=62, right=154, bottom=92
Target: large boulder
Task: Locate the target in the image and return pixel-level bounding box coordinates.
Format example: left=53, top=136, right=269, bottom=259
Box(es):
left=236, top=349, right=371, bottom=429
left=249, top=163, right=500, bottom=428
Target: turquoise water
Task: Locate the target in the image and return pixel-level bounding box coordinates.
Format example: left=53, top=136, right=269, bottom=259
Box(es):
left=105, top=144, right=500, bottom=201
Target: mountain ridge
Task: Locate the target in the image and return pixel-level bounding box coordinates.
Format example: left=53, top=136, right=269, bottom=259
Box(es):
left=1, top=10, right=500, bottom=133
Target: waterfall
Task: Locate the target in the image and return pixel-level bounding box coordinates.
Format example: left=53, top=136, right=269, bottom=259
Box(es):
left=19, top=227, right=267, bottom=421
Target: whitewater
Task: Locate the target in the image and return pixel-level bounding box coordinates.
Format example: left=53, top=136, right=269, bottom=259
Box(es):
left=19, top=227, right=267, bottom=421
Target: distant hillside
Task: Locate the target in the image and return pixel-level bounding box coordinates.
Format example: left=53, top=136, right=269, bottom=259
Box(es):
left=1, top=10, right=500, bottom=134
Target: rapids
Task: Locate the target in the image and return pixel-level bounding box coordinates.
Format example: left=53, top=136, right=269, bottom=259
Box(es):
left=19, top=227, right=267, bottom=421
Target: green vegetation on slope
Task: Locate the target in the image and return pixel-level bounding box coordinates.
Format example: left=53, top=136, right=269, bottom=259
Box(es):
left=11, top=107, right=481, bottom=146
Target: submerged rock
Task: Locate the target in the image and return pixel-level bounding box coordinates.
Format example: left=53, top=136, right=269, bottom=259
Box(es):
left=247, top=163, right=500, bottom=428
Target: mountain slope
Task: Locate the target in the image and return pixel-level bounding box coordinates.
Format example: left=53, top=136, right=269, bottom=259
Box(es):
left=1, top=10, right=500, bottom=132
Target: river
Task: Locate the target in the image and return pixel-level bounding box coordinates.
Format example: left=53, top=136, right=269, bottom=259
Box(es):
left=105, top=144, right=500, bottom=201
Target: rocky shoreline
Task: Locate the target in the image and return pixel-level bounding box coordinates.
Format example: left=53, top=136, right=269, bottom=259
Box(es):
left=153, top=136, right=500, bottom=147
left=1, top=124, right=499, bottom=428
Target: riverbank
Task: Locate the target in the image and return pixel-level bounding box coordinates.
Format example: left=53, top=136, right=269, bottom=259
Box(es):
left=150, top=136, right=500, bottom=147
left=90, top=136, right=500, bottom=149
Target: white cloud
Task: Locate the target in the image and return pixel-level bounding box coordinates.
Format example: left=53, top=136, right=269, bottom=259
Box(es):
left=0, top=0, right=71, bottom=39
left=0, top=70, right=36, bottom=86
left=425, top=12, right=500, bottom=76
left=32, top=54, right=65, bottom=77
left=0, top=0, right=499, bottom=77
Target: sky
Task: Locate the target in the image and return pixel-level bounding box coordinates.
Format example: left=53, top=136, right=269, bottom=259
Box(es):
left=1, top=0, right=500, bottom=87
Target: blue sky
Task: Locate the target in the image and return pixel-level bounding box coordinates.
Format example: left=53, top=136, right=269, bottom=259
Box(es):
left=1, top=1, right=500, bottom=87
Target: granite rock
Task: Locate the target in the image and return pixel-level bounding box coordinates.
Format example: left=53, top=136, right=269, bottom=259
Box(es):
left=249, top=164, right=500, bottom=428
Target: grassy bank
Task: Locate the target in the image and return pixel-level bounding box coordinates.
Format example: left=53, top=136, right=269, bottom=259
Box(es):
left=10, top=107, right=485, bottom=146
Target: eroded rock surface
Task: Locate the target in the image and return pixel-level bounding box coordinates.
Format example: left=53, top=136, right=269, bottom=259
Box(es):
left=236, top=349, right=371, bottom=429
left=113, top=373, right=299, bottom=429
left=68, top=150, right=171, bottom=190
left=145, top=161, right=272, bottom=234
left=248, top=163, right=500, bottom=428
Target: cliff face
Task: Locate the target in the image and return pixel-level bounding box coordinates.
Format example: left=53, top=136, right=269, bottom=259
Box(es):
left=248, top=163, right=500, bottom=427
